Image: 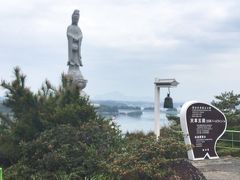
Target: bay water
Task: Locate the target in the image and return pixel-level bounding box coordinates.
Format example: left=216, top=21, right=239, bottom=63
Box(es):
left=114, top=110, right=177, bottom=134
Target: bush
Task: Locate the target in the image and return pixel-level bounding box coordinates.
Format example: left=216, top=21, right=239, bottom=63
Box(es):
left=217, top=148, right=240, bottom=157
left=102, top=131, right=188, bottom=179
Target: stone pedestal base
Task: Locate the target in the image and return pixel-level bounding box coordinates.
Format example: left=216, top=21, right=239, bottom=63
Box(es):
left=67, top=65, right=87, bottom=91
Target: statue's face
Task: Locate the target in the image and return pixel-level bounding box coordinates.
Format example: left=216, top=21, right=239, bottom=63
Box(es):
left=72, top=14, right=79, bottom=25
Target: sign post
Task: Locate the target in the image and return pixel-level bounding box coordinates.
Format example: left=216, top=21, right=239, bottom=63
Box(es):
left=180, top=101, right=227, bottom=160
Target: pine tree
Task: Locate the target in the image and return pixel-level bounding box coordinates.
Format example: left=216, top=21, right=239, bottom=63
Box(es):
left=0, top=68, right=122, bottom=178
left=212, top=91, right=240, bottom=130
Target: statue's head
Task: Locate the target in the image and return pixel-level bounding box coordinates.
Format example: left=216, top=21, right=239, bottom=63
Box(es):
left=72, top=10, right=80, bottom=25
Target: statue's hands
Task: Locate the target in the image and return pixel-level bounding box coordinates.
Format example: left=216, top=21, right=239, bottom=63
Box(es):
left=73, top=37, right=78, bottom=41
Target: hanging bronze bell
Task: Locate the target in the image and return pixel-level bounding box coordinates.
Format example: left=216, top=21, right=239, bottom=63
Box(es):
left=164, top=93, right=173, bottom=109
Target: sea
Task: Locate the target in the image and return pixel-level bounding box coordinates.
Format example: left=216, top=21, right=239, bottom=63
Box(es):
left=113, top=108, right=180, bottom=134
left=93, top=100, right=183, bottom=134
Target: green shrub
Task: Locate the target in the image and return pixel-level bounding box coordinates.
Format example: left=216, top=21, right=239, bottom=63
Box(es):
left=102, top=131, right=188, bottom=179
left=217, top=148, right=240, bottom=157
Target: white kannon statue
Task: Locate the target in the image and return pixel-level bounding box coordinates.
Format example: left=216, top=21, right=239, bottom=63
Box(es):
left=67, top=9, right=87, bottom=91
left=67, top=9, right=83, bottom=67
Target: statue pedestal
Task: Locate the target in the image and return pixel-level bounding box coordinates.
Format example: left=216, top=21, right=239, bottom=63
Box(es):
left=67, top=65, right=87, bottom=91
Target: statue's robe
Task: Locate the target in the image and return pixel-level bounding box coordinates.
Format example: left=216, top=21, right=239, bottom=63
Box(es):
left=67, top=25, right=83, bottom=66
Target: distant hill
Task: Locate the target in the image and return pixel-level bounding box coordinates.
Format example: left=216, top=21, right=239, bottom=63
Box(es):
left=92, top=100, right=183, bottom=108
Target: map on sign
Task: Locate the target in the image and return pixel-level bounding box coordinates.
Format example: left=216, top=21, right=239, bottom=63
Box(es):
left=180, top=101, right=227, bottom=160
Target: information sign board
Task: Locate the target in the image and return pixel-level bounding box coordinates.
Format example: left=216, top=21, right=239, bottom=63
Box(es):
left=180, top=101, right=227, bottom=160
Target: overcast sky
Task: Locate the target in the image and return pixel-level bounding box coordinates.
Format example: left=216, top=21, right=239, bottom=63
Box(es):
left=0, top=0, right=239, bottom=102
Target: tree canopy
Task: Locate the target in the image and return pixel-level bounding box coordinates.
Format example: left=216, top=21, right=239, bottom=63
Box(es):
left=212, top=91, right=240, bottom=130
left=0, top=67, right=122, bottom=178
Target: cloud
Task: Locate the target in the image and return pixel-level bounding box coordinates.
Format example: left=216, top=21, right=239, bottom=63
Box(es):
left=0, top=0, right=240, bottom=102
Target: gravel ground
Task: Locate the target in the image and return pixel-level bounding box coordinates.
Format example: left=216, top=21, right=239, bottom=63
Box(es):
left=190, top=156, right=240, bottom=180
